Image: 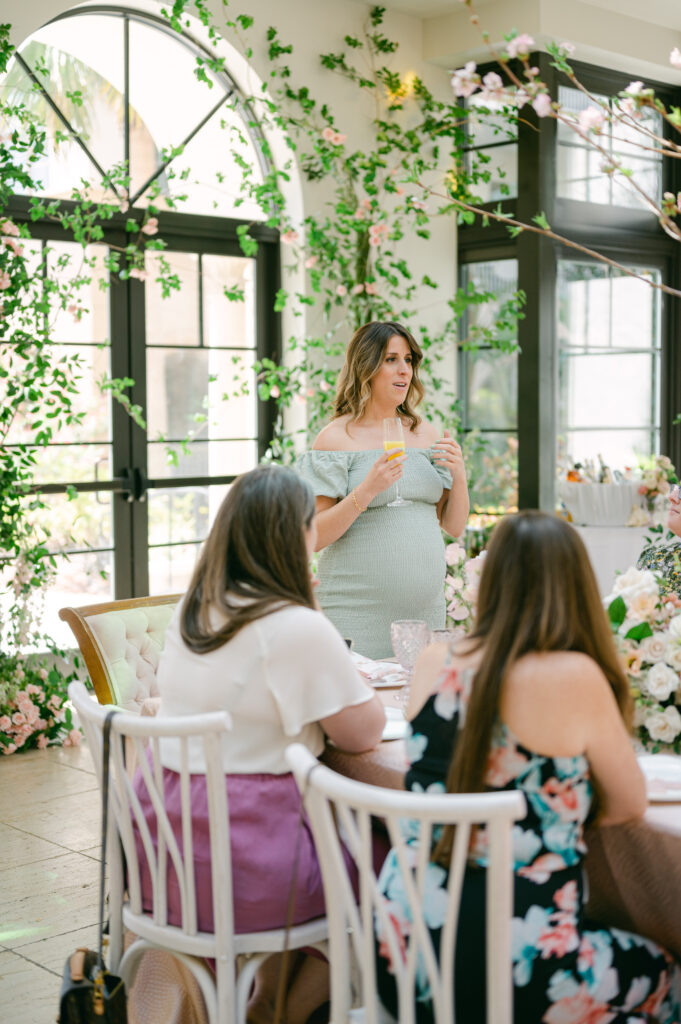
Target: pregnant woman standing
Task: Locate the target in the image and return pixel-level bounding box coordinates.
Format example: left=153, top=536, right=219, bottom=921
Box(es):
left=298, top=321, right=469, bottom=659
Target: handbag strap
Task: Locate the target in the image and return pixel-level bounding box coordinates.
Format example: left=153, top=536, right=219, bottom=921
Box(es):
left=97, top=709, right=118, bottom=970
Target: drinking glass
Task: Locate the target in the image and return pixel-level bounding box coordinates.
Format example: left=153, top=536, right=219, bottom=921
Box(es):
left=390, top=620, right=430, bottom=673
left=383, top=417, right=411, bottom=508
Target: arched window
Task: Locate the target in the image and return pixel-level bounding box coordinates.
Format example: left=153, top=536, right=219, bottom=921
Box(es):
left=2, top=7, right=280, bottom=642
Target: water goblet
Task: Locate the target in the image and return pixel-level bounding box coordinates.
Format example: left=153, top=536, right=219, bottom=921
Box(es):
left=390, top=619, right=430, bottom=705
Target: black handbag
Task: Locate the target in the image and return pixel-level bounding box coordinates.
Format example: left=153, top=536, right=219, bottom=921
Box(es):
left=58, top=711, right=128, bottom=1023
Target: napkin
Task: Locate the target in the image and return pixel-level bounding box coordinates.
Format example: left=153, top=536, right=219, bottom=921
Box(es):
left=351, top=651, right=409, bottom=687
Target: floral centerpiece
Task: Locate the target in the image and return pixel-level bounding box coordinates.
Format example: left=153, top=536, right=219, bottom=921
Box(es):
left=444, top=542, right=486, bottom=636
left=626, top=454, right=677, bottom=515
left=604, top=566, right=681, bottom=753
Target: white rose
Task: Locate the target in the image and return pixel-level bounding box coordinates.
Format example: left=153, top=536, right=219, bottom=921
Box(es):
left=665, top=643, right=681, bottom=673
left=668, top=616, right=681, bottom=639
left=644, top=662, right=679, bottom=702
left=609, top=567, right=659, bottom=603
left=644, top=705, right=681, bottom=743
left=639, top=632, right=669, bottom=663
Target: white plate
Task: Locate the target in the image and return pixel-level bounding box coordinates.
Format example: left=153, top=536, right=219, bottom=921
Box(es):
left=638, top=754, right=681, bottom=803
left=382, top=707, right=409, bottom=742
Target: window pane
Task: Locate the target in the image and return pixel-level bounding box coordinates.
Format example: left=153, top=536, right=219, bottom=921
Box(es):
left=148, top=542, right=200, bottom=595
left=43, top=550, right=114, bottom=649
left=557, top=259, right=661, bottom=472
left=466, top=144, right=517, bottom=202
left=128, top=19, right=231, bottom=201
left=18, top=16, right=125, bottom=177
left=47, top=244, right=111, bottom=344
left=556, top=85, right=662, bottom=210
left=464, top=432, right=518, bottom=512
left=467, top=92, right=518, bottom=147
left=148, top=439, right=257, bottom=480
left=203, top=254, right=256, bottom=349
left=562, top=429, right=657, bottom=469
left=146, top=348, right=256, bottom=439
left=466, top=348, right=517, bottom=430
left=149, top=483, right=229, bottom=546
left=32, top=491, right=113, bottom=553
left=560, top=351, right=655, bottom=429
left=145, top=252, right=199, bottom=347
left=19, top=443, right=112, bottom=485
left=460, top=259, right=519, bottom=350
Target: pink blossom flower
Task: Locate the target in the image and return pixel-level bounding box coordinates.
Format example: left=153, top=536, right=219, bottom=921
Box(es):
left=68, top=728, right=82, bottom=747
left=361, top=198, right=372, bottom=210
left=0, top=271, right=11, bottom=290
left=2, top=743, right=16, bottom=755
left=351, top=283, right=364, bottom=295
left=365, top=282, right=378, bottom=295
left=38, top=668, right=48, bottom=681
left=304, top=255, right=318, bottom=269
left=332, top=132, right=347, bottom=145
left=141, top=217, right=159, bottom=236
left=119, top=200, right=129, bottom=214
left=335, top=285, right=347, bottom=297
left=67, top=303, right=79, bottom=316
left=4, top=237, right=23, bottom=256
left=671, top=48, right=681, bottom=70
left=578, top=106, right=605, bottom=133
left=625, top=80, right=645, bottom=96
left=451, top=62, right=479, bottom=99
left=129, top=267, right=150, bottom=281
left=559, top=41, right=576, bottom=57
left=0, top=715, right=11, bottom=731
left=1, top=219, right=20, bottom=237
left=532, top=93, right=553, bottom=118
left=354, top=208, right=366, bottom=220
left=11, top=712, right=26, bottom=726
left=319, top=380, right=331, bottom=393
left=410, top=199, right=426, bottom=211
left=37, top=735, right=49, bottom=749
left=269, top=384, right=280, bottom=398
left=321, top=126, right=335, bottom=142
left=395, top=186, right=405, bottom=196
left=506, top=34, right=535, bottom=59
left=481, top=71, right=505, bottom=103
left=281, top=229, right=299, bottom=245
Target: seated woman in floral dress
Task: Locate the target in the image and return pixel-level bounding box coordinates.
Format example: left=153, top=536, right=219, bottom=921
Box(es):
left=638, top=483, right=681, bottom=596
left=375, top=510, right=680, bottom=1024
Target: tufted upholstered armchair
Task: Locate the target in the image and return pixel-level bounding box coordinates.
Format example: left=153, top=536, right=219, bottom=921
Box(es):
left=59, top=595, right=181, bottom=711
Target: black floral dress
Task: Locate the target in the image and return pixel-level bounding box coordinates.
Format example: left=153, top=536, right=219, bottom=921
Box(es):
left=375, top=660, right=680, bottom=1024
left=637, top=541, right=681, bottom=597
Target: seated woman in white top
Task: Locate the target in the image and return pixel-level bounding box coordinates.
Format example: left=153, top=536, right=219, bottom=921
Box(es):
left=134, top=464, right=385, bottom=1024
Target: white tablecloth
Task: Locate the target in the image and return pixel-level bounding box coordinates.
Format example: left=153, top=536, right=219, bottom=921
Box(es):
left=573, top=526, right=650, bottom=596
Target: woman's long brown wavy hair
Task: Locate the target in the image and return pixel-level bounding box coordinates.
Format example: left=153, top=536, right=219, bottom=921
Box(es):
left=333, top=321, right=424, bottom=431
left=433, top=510, right=632, bottom=866
left=180, top=465, right=316, bottom=653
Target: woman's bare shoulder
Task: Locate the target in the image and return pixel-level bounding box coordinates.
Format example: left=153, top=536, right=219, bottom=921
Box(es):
left=312, top=417, right=354, bottom=451
left=411, top=419, right=439, bottom=444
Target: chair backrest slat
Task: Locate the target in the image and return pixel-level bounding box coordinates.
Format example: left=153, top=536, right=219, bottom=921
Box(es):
left=69, top=682, right=233, bottom=959
left=286, top=744, right=526, bottom=1024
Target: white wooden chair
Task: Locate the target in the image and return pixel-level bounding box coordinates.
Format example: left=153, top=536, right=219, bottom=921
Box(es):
left=70, top=682, right=328, bottom=1024
left=286, top=743, right=526, bottom=1024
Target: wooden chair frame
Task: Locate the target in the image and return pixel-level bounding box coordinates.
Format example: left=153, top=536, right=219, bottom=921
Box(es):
left=60, top=594, right=182, bottom=705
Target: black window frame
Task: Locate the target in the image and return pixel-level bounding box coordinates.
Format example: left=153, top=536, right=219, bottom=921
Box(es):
left=458, top=53, right=681, bottom=509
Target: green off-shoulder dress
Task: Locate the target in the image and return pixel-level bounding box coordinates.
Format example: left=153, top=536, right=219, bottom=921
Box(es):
left=297, top=449, right=452, bottom=659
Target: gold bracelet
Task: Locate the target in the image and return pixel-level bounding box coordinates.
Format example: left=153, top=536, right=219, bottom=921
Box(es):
left=351, top=488, right=367, bottom=513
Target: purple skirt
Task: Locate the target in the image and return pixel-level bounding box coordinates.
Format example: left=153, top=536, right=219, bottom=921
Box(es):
left=132, top=766, right=358, bottom=935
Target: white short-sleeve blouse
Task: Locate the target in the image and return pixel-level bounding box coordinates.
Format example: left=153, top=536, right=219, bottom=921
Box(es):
left=156, top=601, right=374, bottom=774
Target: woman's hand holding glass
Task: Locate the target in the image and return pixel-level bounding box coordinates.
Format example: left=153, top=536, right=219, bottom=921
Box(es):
left=354, top=449, right=407, bottom=509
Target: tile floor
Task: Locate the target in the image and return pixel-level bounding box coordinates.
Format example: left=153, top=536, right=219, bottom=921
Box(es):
left=0, top=743, right=102, bottom=1024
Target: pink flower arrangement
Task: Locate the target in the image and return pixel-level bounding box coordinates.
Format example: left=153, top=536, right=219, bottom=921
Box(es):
left=444, top=542, right=486, bottom=636
left=0, top=660, right=80, bottom=755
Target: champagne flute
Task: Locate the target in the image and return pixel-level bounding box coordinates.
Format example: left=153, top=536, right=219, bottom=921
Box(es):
left=390, top=619, right=430, bottom=706
left=383, top=417, right=411, bottom=508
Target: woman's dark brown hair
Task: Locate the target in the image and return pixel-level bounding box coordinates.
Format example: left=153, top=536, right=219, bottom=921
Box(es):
left=180, top=465, right=316, bottom=653
left=333, top=321, right=424, bottom=431
left=433, top=510, right=632, bottom=865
